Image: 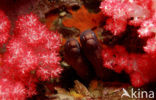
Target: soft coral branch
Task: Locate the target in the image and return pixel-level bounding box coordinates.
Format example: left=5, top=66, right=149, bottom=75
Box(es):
left=0, top=11, right=62, bottom=99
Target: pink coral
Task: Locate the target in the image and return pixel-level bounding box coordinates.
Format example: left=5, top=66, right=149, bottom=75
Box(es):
left=0, top=11, right=62, bottom=99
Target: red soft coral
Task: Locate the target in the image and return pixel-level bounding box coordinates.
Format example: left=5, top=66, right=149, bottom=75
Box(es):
left=0, top=10, right=10, bottom=46
left=100, top=0, right=156, bottom=87
left=37, top=51, right=62, bottom=80
left=0, top=11, right=62, bottom=99
left=102, top=46, right=156, bottom=87
left=14, top=13, right=46, bottom=46
left=13, top=13, right=62, bottom=80
left=3, top=38, right=38, bottom=74
left=100, top=0, right=153, bottom=35
left=143, top=37, right=156, bottom=54
left=0, top=78, right=26, bottom=100
left=100, top=0, right=156, bottom=53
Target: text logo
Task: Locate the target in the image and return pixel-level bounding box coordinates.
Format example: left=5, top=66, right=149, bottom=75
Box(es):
left=121, top=88, right=154, bottom=99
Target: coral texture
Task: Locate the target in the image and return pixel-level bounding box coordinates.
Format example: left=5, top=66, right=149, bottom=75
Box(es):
left=100, top=0, right=156, bottom=87
left=0, top=12, right=62, bottom=99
